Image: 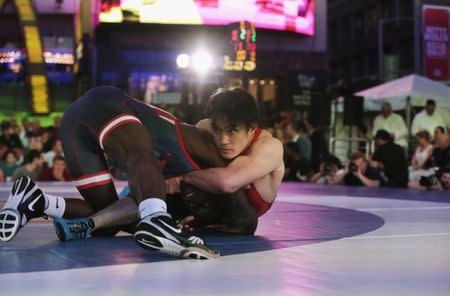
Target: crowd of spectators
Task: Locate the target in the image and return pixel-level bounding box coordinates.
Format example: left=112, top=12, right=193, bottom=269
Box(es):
left=278, top=99, right=450, bottom=191
left=0, top=117, right=71, bottom=182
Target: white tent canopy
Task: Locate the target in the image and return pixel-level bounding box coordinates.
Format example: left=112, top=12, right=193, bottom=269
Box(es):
left=356, top=74, right=450, bottom=111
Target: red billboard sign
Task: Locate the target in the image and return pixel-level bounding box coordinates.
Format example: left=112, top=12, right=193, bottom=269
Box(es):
left=422, top=5, right=449, bottom=82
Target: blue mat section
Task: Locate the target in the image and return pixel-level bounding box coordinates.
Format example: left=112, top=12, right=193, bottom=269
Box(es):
left=0, top=202, right=384, bottom=274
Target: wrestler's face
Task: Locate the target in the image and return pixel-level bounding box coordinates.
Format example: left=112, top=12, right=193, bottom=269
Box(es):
left=210, top=118, right=256, bottom=160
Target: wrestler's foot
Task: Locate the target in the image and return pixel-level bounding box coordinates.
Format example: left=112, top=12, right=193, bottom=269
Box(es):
left=134, top=212, right=219, bottom=259
left=0, top=176, right=47, bottom=242
left=53, top=217, right=94, bottom=241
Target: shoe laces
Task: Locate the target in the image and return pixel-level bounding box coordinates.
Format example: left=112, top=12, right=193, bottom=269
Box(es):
left=67, top=221, right=89, bottom=239
left=188, top=236, right=204, bottom=245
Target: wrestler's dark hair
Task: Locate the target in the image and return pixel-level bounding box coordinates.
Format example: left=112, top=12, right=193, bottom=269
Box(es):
left=206, top=88, right=259, bottom=131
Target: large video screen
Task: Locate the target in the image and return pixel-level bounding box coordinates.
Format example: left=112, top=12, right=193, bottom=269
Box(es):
left=99, top=0, right=315, bottom=36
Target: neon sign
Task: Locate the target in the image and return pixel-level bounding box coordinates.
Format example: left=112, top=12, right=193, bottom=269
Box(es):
left=223, top=21, right=256, bottom=72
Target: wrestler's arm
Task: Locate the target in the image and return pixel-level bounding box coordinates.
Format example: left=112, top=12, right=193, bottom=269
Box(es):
left=183, top=137, right=283, bottom=193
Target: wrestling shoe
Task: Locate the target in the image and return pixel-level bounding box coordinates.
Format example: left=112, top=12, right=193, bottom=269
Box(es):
left=134, top=212, right=219, bottom=259
left=53, top=217, right=94, bottom=241
left=0, top=176, right=46, bottom=242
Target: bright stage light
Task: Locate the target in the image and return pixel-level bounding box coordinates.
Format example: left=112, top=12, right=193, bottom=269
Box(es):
left=176, top=53, right=190, bottom=69
left=192, top=50, right=213, bottom=75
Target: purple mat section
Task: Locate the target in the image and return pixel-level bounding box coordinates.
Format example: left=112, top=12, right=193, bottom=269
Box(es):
left=0, top=200, right=384, bottom=274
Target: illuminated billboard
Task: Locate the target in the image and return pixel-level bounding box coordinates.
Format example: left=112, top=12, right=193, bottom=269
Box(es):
left=99, top=0, right=315, bottom=36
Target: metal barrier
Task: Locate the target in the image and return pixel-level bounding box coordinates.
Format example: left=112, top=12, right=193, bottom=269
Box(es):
left=330, top=137, right=373, bottom=159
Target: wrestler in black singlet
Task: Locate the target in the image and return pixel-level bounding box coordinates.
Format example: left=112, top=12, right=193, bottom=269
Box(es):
left=61, top=86, right=256, bottom=234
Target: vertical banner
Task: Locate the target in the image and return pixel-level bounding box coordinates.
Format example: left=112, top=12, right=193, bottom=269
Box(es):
left=422, top=5, right=449, bottom=82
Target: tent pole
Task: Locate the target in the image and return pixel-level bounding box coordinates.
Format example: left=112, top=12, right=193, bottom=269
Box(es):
left=406, top=96, right=411, bottom=148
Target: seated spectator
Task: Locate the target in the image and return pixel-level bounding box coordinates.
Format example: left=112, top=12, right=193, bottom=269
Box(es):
left=309, top=155, right=343, bottom=185
left=411, top=99, right=446, bottom=139
left=342, top=152, right=384, bottom=187
left=305, top=119, right=330, bottom=172
left=370, top=130, right=408, bottom=188
left=429, top=133, right=450, bottom=171
left=44, top=139, right=64, bottom=167
left=372, top=102, right=408, bottom=149
left=411, top=131, right=434, bottom=170
left=26, top=130, right=44, bottom=153
left=273, top=127, right=286, bottom=144
left=434, top=126, right=446, bottom=145
left=11, top=149, right=45, bottom=182
left=440, top=165, right=450, bottom=191
left=285, top=120, right=312, bottom=163
left=0, top=121, right=23, bottom=150
left=37, top=155, right=71, bottom=181
left=283, top=142, right=310, bottom=181
left=0, top=150, right=19, bottom=182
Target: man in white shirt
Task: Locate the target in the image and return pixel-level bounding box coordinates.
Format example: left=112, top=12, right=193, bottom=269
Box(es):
left=372, top=102, right=408, bottom=149
left=411, top=99, right=446, bottom=138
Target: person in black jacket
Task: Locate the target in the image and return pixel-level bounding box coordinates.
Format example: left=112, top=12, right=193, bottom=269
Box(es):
left=370, top=129, right=408, bottom=188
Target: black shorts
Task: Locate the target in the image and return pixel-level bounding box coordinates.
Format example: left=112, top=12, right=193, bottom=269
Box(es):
left=60, top=86, right=200, bottom=191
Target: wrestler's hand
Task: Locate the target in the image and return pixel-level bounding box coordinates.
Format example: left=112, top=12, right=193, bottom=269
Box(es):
left=165, top=176, right=182, bottom=194
left=176, top=215, right=194, bottom=233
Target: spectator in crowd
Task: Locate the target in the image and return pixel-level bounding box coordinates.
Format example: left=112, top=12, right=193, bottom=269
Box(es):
left=411, top=99, right=446, bottom=138
left=429, top=133, right=450, bottom=172
left=439, top=164, right=450, bottom=191
left=0, top=121, right=23, bottom=150
left=309, top=155, right=343, bottom=184
left=1, top=150, right=19, bottom=182
left=283, top=142, right=310, bottom=181
left=37, top=155, right=71, bottom=181
left=342, top=151, right=384, bottom=187
left=285, top=120, right=312, bottom=163
left=305, top=120, right=330, bottom=172
left=26, top=131, right=44, bottom=152
left=44, top=139, right=64, bottom=167
left=273, top=127, right=286, bottom=144
left=409, top=130, right=435, bottom=183
left=411, top=130, right=434, bottom=170
left=11, top=149, right=45, bottom=182
left=370, top=129, right=408, bottom=188
left=434, top=126, right=446, bottom=144
left=372, top=102, right=408, bottom=149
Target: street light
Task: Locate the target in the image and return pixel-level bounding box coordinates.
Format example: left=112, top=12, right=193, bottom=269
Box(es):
left=191, top=50, right=213, bottom=75
left=176, top=53, right=190, bottom=69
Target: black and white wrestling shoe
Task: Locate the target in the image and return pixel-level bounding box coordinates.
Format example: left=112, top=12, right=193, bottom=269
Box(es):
left=134, top=212, right=219, bottom=259
left=0, top=176, right=46, bottom=242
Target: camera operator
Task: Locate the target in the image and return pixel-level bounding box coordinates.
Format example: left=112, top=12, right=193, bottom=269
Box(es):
left=343, top=152, right=384, bottom=187
left=369, top=130, right=409, bottom=188
left=418, top=164, right=450, bottom=191
left=309, top=155, right=343, bottom=185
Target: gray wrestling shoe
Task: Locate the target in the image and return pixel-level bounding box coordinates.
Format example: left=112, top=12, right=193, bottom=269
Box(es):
left=0, top=176, right=46, bottom=242
left=134, top=212, right=219, bottom=259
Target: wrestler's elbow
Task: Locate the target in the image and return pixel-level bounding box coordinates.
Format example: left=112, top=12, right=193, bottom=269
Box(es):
left=217, top=177, right=240, bottom=193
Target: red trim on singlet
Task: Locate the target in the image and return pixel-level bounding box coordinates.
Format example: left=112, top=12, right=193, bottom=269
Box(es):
left=242, top=128, right=274, bottom=217
left=149, top=104, right=201, bottom=171
left=72, top=170, right=110, bottom=181
left=175, top=121, right=201, bottom=170
left=77, top=179, right=113, bottom=190
left=246, top=183, right=273, bottom=217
